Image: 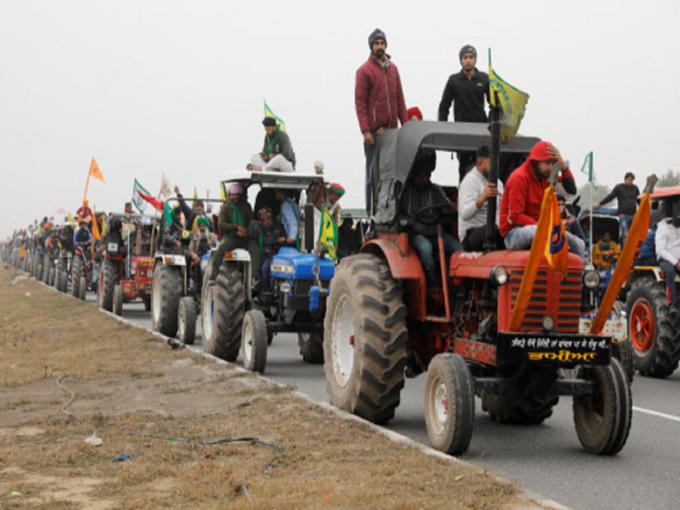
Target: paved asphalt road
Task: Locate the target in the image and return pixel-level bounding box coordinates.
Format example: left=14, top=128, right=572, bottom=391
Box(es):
left=91, top=294, right=680, bottom=510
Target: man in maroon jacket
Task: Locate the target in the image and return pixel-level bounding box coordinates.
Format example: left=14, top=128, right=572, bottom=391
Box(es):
left=355, top=28, right=409, bottom=214
left=499, top=141, right=585, bottom=258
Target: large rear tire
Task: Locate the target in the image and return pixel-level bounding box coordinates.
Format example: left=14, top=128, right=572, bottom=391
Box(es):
left=78, top=276, right=87, bottom=300
left=71, top=256, right=83, bottom=298
left=298, top=332, right=324, bottom=364
left=573, top=358, right=632, bottom=455
left=242, top=310, right=268, bottom=373
left=424, top=353, right=475, bottom=455
left=151, top=264, right=181, bottom=337
left=178, top=296, right=196, bottom=344
left=204, top=264, right=245, bottom=361
left=626, top=277, right=680, bottom=378
left=99, top=259, right=117, bottom=312
left=323, top=255, right=408, bottom=424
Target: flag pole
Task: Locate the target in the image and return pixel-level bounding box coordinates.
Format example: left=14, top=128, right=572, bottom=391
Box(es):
left=83, top=171, right=92, bottom=202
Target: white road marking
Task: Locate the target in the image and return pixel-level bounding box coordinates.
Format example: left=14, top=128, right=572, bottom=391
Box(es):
left=633, top=406, right=680, bottom=423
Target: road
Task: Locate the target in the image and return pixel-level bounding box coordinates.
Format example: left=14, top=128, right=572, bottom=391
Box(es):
left=91, top=294, right=680, bottom=510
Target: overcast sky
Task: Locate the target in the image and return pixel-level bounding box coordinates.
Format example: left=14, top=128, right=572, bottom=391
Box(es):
left=2, top=0, right=678, bottom=238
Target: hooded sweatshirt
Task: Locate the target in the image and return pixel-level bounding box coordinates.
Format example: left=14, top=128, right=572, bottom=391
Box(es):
left=499, top=141, right=575, bottom=237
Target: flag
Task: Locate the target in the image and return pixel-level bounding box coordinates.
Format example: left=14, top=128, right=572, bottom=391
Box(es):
left=318, top=205, right=338, bottom=260
left=160, top=172, right=173, bottom=200
left=89, top=158, right=105, bottom=182
left=164, top=201, right=173, bottom=226
left=264, top=101, right=286, bottom=132
left=137, top=187, right=164, bottom=211
left=589, top=194, right=652, bottom=334
left=193, top=187, right=198, bottom=209
left=221, top=182, right=227, bottom=201
left=509, top=186, right=568, bottom=331
left=489, top=49, right=529, bottom=144
left=132, top=179, right=151, bottom=213
left=67, top=212, right=74, bottom=222
left=580, top=151, right=598, bottom=189
left=92, top=208, right=101, bottom=242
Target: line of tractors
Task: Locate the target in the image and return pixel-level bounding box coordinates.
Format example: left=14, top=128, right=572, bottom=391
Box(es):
left=4, top=121, right=680, bottom=458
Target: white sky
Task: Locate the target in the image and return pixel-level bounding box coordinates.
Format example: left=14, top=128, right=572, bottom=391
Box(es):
left=2, top=0, right=678, bottom=238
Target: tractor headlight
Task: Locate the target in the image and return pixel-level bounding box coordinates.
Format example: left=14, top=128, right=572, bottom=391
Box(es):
left=582, top=270, right=600, bottom=290
left=280, top=282, right=292, bottom=294
left=489, top=265, right=509, bottom=286
left=542, top=315, right=554, bottom=331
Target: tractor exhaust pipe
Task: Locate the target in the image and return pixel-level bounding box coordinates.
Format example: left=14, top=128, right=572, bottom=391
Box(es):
left=484, top=92, right=502, bottom=253
left=304, top=202, right=314, bottom=253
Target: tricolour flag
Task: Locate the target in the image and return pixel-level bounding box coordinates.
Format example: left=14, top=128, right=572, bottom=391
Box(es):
left=136, top=187, right=164, bottom=211
left=580, top=151, right=598, bottom=189
left=264, top=101, right=286, bottom=132
left=319, top=205, right=338, bottom=260
left=89, top=158, right=105, bottom=182
left=132, top=179, right=151, bottom=214
left=509, top=186, right=569, bottom=331
left=489, top=50, right=529, bottom=144
left=160, top=172, right=173, bottom=200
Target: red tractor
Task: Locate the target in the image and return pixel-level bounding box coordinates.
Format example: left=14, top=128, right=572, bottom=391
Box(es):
left=98, top=213, right=156, bottom=316
left=324, top=119, right=632, bottom=456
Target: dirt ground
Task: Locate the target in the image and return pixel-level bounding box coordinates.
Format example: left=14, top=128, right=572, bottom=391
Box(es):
left=0, top=264, right=544, bottom=509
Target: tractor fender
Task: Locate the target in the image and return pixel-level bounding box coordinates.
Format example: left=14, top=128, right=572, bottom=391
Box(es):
left=361, top=235, right=427, bottom=321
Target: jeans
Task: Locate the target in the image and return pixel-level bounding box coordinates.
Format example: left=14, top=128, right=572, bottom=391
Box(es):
left=619, top=214, right=635, bottom=247
left=659, top=260, right=676, bottom=307
left=411, top=233, right=461, bottom=288
left=364, top=131, right=379, bottom=215
left=504, top=224, right=586, bottom=259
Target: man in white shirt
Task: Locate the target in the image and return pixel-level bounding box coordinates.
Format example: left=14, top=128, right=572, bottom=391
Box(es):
left=458, top=146, right=504, bottom=251
left=655, top=210, right=680, bottom=307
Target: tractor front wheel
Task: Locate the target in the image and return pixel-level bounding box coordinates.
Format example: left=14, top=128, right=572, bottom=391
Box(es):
left=298, top=332, right=324, bottom=364
left=242, top=310, right=268, bottom=373
left=323, top=255, right=408, bottom=424
left=424, top=353, right=475, bottom=455
left=113, top=285, right=123, bottom=316
left=99, top=259, right=117, bottom=312
left=151, top=264, right=181, bottom=337
left=178, top=296, right=196, bottom=344
left=71, top=256, right=83, bottom=298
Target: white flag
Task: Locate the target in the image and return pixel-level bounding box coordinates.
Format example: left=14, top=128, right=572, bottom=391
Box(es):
left=160, top=172, right=173, bottom=200
left=132, top=179, right=150, bottom=213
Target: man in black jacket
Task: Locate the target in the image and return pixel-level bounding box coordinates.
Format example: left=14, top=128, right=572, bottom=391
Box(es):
left=594, top=172, right=640, bottom=247
left=438, top=44, right=490, bottom=182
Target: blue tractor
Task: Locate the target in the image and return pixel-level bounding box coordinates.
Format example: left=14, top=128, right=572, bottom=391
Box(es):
left=201, top=171, right=335, bottom=372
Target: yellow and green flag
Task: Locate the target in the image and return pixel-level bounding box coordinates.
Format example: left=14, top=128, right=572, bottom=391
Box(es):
left=319, top=205, right=338, bottom=260
left=264, top=101, right=286, bottom=132
left=489, top=50, right=529, bottom=144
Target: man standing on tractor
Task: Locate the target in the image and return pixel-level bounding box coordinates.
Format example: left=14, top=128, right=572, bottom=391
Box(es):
left=400, top=165, right=462, bottom=289
left=189, top=216, right=216, bottom=292
left=252, top=117, right=296, bottom=172
left=355, top=28, right=409, bottom=214
left=458, top=145, right=504, bottom=251
left=500, top=141, right=586, bottom=258
left=594, top=172, right=640, bottom=247
left=655, top=209, right=680, bottom=307
left=174, top=186, right=213, bottom=233
left=438, top=44, right=490, bottom=181
left=76, top=200, right=93, bottom=223
left=209, top=184, right=262, bottom=285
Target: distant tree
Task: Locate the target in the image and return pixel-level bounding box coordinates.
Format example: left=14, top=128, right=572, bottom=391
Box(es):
left=656, top=169, right=680, bottom=188
left=576, top=182, right=612, bottom=206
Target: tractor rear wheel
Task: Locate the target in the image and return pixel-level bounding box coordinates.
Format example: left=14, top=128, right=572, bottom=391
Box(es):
left=424, top=353, right=475, bottom=455
left=78, top=276, right=87, bottom=300
left=324, top=254, right=408, bottom=424
left=113, top=285, right=123, bottom=316
left=242, top=310, right=268, bottom=373
left=99, top=259, right=117, bottom=312
left=71, top=256, right=83, bottom=298
left=151, top=264, right=181, bottom=337
left=481, top=394, right=559, bottom=425
left=204, top=264, right=245, bottom=361
left=573, top=358, right=632, bottom=455
left=178, top=296, right=196, bottom=344
left=626, top=277, right=680, bottom=378
left=298, top=332, right=324, bottom=364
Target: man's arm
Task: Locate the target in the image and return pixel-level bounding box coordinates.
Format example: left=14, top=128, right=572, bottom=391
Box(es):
left=280, top=202, right=299, bottom=241
left=189, top=238, right=200, bottom=261
left=437, top=76, right=455, bottom=121
left=558, top=169, right=577, bottom=195
left=656, top=224, right=679, bottom=266
left=355, top=67, right=372, bottom=134
left=596, top=185, right=619, bottom=207
left=458, top=179, right=480, bottom=221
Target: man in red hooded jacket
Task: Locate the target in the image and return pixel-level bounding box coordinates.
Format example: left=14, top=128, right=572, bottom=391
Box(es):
left=355, top=28, right=409, bottom=214
left=499, top=141, right=585, bottom=258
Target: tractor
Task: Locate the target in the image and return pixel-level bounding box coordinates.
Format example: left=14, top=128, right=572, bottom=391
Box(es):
left=201, top=170, right=333, bottom=372
left=324, top=118, right=633, bottom=456
left=55, top=221, right=78, bottom=294
left=99, top=213, right=157, bottom=316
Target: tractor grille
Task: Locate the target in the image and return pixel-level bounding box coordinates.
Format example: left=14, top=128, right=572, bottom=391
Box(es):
left=294, top=280, right=313, bottom=296
left=510, top=270, right=581, bottom=333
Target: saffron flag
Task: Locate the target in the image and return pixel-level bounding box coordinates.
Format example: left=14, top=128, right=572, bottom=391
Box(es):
left=509, top=186, right=568, bottom=331
left=132, top=179, right=151, bottom=214
left=318, top=205, right=338, bottom=260
left=589, top=193, right=652, bottom=335
left=92, top=209, right=101, bottom=242
left=489, top=49, right=529, bottom=144
left=89, top=158, right=105, bottom=182
left=580, top=151, right=598, bottom=189
left=264, top=101, right=286, bottom=132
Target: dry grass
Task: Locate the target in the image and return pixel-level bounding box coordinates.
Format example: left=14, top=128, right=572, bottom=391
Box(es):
left=0, top=265, right=534, bottom=509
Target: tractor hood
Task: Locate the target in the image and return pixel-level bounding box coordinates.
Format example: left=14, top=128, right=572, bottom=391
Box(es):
left=449, top=250, right=584, bottom=279
left=271, top=247, right=335, bottom=281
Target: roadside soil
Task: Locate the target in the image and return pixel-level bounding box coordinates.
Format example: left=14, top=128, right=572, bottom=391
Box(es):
left=0, top=264, right=541, bottom=509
